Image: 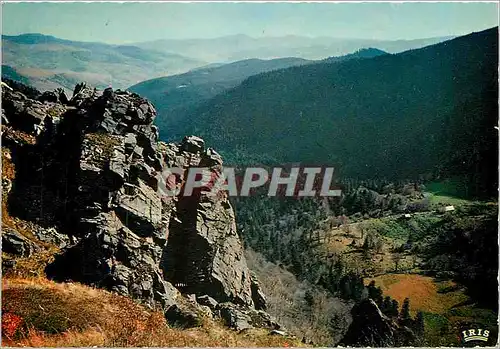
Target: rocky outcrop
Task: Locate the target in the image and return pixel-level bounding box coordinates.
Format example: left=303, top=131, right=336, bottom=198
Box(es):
left=161, top=139, right=254, bottom=306
left=1, top=81, right=268, bottom=329
left=250, top=272, right=267, bottom=310
left=2, top=228, right=39, bottom=257
left=217, top=303, right=282, bottom=331
left=339, top=299, right=416, bottom=347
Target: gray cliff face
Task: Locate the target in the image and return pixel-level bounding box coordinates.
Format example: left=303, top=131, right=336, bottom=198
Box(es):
left=161, top=139, right=254, bottom=307
left=1, top=81, right=267, bottom=326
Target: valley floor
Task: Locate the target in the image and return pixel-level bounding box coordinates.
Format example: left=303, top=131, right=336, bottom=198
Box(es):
left=299, top=192, right=498, bottom=346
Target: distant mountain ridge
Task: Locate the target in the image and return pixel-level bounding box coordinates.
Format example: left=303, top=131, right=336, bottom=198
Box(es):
left=2, top=33, right=206, bottom=92
left=133, top=34, right=454, bottom=62
left=166, top=28, right=498, bottom=197
left=129, top=48, right=388, bottom=140
left=2, top=32, right=452, bottom=93
left=321, top=48, right=388, bottom=63
left=3, top=33, right=103, bottom=46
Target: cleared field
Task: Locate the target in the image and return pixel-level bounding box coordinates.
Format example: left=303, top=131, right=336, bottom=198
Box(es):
left=364, top=274, right=468, bottom=315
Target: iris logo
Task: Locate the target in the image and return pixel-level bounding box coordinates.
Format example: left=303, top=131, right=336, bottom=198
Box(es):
left=461, top=328, right=490, bottom=343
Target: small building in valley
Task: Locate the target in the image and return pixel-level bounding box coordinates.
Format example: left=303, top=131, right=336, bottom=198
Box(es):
left=438, top=205, right=455, bottom=213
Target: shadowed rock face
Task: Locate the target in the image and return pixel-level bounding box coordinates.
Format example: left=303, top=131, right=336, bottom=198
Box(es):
left=2, top=81, right=263, bottom=313
left=339, top=299, right=416, bottom=347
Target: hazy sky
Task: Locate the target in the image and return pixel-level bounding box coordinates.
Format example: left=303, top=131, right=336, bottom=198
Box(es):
left=2, top=2, right=498, bottom=43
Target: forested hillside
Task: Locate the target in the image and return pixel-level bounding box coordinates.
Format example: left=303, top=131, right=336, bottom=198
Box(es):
left=174, top=27, right=498, bottom=198
left=130, top=48, right=388, bottom=141
left=128, top=57, right=311, bottom=137
left=234, top=182, right=498, bottom=346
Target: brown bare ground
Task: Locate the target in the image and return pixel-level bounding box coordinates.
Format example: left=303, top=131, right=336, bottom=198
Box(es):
left=364, top=274, right=468, bottom=315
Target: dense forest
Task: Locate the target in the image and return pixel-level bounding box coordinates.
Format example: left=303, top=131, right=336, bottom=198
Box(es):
left=171, top=27, right=497, bottom=198
left=129, top=57, right=310, bottom=137
left=129, top=48, right=387, bottom=141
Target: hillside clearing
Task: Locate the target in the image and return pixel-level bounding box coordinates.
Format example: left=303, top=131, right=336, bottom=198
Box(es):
left=364, top=274, right=468, bottom=315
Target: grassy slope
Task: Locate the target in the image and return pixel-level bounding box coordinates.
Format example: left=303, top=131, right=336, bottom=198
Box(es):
left=305, top=191, right=497, bottom=346
left=2, top=277, right=304, bottom=347
left=364, top=198, right=497, bottom=346
left=364, top=274, right=468, bottom=315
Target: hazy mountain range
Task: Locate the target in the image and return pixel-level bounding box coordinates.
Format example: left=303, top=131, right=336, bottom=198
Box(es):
left=2, top=33, right=205, bottom=92
left=2, top=33, right=452, bottom=92
left=133, top=34, right=454, bottom=62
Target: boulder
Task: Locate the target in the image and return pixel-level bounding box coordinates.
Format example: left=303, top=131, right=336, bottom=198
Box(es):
left=114, top=180, right=163, bottom=239
left=108, top=144, right=128, bottom=186
left=2, top=178, right=12, bottom=194
left=1, top=79, right=40, bottom=99
left=1, top=87, right=50, bottom=134
left=246, top=309, right=282, bottom=330
left=217, top=303, right=282, bottom=331
left=69, top=82, right=97, bottom=107
left=163, top=185, right=254, bottom=306
left=46, top=212, right=172, bottom=308
left=32, top=227, right=71, bottom=248
left=250, top=272, right=267, bottom=310
left=181, top=135, right=205, bottom=153
left=218, top=303, right=253, bottom=331
left=55, top=88, right=69, bottom=104
left=164, top=304, right=203, bottom=329
left=159, top=142, right=256, bottom=307
left=197, top=295, right=219, bottom=309
left=2, top=228, right=38, bottom=257
left=38, top=91, right=59, bottom=103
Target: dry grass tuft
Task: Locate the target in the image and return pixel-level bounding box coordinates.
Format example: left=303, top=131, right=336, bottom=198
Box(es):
left=3, top=249, right=59, bottom=279
left=1, top=126, right=37, bottom=146
left=2, top=148, right=16, bottom=181
left=85, top=133, right=121, bottom=157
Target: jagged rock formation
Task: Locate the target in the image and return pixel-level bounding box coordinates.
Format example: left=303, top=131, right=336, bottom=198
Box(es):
left=339, top=299, right=416, bottom=347
left=1, top=81, right=272, bottom=329
left=161, top=138, right=255, bottom=307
